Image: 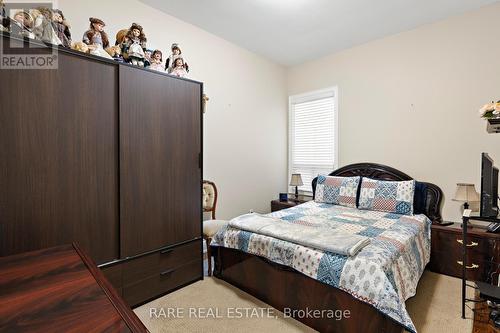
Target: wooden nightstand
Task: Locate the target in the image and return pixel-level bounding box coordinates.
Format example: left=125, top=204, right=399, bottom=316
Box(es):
left=429, top=222, right=500, bottom=283
left=271, top=196, right=312, bottom=212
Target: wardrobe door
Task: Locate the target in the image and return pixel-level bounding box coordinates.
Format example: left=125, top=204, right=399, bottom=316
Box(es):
left=119, top=66, right=202, bottom=257
left=0, top=41, right=119, bottom=264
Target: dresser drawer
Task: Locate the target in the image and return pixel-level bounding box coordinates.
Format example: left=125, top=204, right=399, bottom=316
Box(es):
left=431, top=254, right=486, bottom=281
left=432, top=228, right=488, bottom=256
left=430, top=228, right=492, bottom=281
left=122, top=240, right=202, bottom=286
left=123, top=259, right=201, bottom=306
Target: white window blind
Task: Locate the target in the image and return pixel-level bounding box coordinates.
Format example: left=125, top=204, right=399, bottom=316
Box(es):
left=289, top=88, right=337, bottom=193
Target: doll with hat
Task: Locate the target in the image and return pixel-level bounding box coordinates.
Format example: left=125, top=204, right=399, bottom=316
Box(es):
left=51, top=9, right=71, bottom=48
left=83, top=17, right=112, bottom=59
left=121, top=22, right=147, bottom=67
left=10, top=10, right=35, bottom=39
left=165, top=43, right=189, bottom=74
left=115, top=28, right=128, bottom=45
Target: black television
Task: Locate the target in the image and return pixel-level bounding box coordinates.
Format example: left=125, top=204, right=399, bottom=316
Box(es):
left=480, top=153, right=499, bottom=218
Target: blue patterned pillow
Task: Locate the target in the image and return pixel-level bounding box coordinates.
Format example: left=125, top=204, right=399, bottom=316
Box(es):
left=315, top=175, right=360, bottom=208
left=358, top=178, right=415, bottom=215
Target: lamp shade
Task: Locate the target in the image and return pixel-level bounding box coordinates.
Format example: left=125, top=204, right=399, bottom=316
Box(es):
left=452, top=183, right=480, bottom=203
left=290, top=174, right=303, bottom=187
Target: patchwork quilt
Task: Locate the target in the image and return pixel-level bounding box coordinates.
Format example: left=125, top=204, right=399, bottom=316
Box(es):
left=212, top=201, right=431, bottom=333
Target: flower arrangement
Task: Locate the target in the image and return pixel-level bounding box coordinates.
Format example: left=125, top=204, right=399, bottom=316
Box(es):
left=479, top=100, right=500, bottom=119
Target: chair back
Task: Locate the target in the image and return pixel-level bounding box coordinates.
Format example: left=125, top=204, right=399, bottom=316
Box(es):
left=203, top=180, right=218, bottom=219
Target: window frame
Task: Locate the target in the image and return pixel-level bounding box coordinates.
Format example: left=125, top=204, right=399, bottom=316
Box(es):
left=288, top=86, right=339, bottom=195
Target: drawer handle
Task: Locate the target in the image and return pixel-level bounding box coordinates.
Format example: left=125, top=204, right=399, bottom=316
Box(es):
left=456, top=239, right=478, bottom=247
left=160, top=268, right=176, bottom=277
left=160, top=249, right=173, bottom=255
left=456, top=261, right=479, bottom=269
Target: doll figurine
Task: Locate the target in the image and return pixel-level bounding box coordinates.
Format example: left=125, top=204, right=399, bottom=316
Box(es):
left=31, top=7, right=61, bottom=45
left=10, top=10, right=35, bottom=39
left=144, top=49, right=153, bottom=67
left=115, top=28, right=128, bottom=45
left=0, top=0, right=10, bottom=31
left=83, top=17, right=112, bottom=59
left=51, top=9, right=71, bottom=48
left=121, top=23, right=147, bottom=67
left=71, top=41, right=89, bottom=54
left=148, top=49, right=164, bottom=72
left=170, top=57, right=188, bottom=78
left=106, top=45, right=124, bottom=62
left=165, top=43, right=189, bottom=73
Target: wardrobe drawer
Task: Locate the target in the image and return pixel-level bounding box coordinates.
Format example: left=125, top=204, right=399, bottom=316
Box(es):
left=123, top=259, right=201, bottom=306
left=122, top=240, right=201, bottom=286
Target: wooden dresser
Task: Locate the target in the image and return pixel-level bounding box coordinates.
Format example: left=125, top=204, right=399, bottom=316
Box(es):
left=0, top=33, right=203, bottom=307
left=430, top=223, right=500, bottom=283
left=0, top=244, right=147, bottom=332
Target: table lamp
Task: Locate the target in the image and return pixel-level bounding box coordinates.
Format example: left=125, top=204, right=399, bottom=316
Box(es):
left=452, top=183, right=480, bottom=210
left=290, top=174, right=303, bottom=201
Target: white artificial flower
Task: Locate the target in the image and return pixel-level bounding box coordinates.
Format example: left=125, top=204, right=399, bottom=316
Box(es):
left=493, top=102, right=500, bottom=115
left=479, top=103, right=495, bottom=117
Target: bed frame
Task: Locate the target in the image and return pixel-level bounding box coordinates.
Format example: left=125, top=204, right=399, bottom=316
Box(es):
left=213, top=163, right=443, bottom=333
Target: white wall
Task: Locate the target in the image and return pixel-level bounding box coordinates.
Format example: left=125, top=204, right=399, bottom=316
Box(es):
left=53, top=0, right=500, bottom=222
left=56, top=0, right=288, bottom=219
left=288, top=3, right=500, bottom=222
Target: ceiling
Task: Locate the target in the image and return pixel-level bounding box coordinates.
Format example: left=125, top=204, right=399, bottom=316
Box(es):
left=141, top=0, right=499, bottom=66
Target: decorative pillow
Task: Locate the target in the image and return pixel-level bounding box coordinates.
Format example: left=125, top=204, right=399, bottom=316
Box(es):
left=315, top=175, right=361, bottom=208
left=358, top=178, right=415, bottom=215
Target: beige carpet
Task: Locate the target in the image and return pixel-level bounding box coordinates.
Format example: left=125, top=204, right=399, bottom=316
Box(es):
left=405, top=271, right=473, bottom=333
left=134, top=271, right=473, bottom=333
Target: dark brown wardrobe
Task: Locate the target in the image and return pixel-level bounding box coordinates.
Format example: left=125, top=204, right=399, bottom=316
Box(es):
left=0, top=34, right=203, bottom=306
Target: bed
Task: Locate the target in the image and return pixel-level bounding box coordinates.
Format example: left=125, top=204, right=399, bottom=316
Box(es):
left=211, top=163, right=443, bottom=333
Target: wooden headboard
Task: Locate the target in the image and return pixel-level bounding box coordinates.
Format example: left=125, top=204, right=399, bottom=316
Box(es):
left=311, top=162, right=443, bottom=223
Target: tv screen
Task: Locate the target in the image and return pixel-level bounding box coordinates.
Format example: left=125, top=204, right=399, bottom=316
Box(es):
left=481, top=153, right=499, bottom=218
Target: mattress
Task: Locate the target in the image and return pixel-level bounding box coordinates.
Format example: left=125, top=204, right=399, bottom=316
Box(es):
left=212, top=201, right=431, bottom=333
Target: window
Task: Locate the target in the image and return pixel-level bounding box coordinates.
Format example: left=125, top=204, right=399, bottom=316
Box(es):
left=289, top=87, right=338, bottom=194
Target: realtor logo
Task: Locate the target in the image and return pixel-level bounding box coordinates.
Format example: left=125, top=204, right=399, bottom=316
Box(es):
left=0, top=2, right=58, bottom=69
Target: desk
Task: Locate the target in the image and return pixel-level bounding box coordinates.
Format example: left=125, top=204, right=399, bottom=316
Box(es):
left=0, top=244, right=147, bottom=332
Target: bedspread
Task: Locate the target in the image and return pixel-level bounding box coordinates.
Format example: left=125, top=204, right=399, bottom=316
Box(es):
left=229, top=213, right=370, bottom=256
left=212, top=201, right=431, bottom=333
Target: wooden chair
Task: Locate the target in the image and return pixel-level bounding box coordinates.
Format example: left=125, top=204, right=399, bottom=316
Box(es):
left=202, top=180, right=227, bottom=276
